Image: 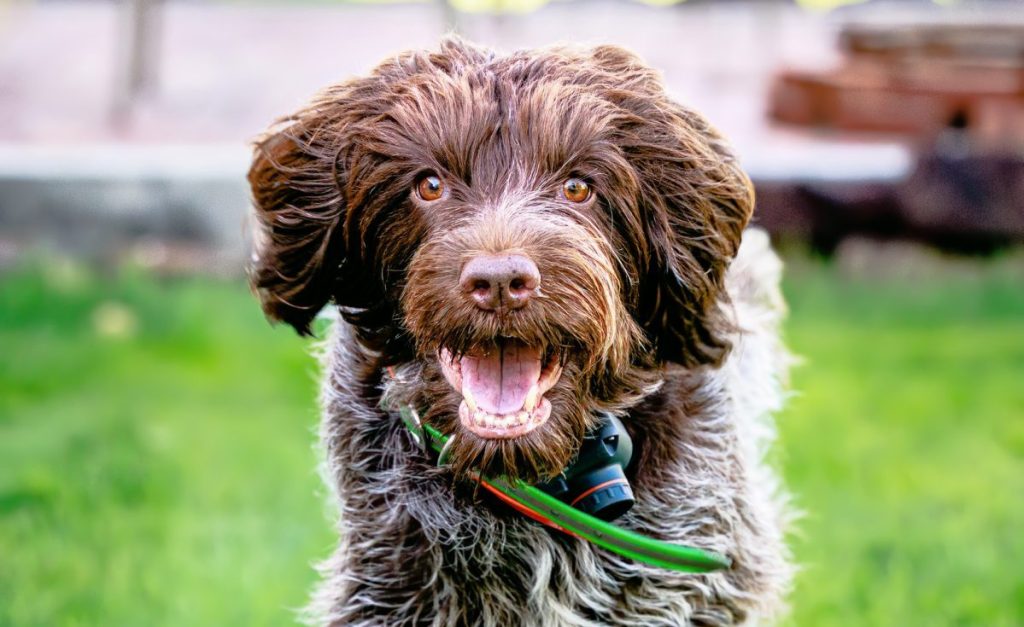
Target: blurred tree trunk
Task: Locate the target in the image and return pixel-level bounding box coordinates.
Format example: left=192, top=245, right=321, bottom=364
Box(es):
left=438, top=0, right=459, bottom=33
left=113, top=0, right=161, bottom=124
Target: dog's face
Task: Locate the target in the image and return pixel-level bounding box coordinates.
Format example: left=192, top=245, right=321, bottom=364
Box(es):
left=249, top=39, right=753, bottom=483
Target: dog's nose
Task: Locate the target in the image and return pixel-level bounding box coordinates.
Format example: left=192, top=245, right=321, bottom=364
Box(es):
left=459, top=254, right=540, bottom=312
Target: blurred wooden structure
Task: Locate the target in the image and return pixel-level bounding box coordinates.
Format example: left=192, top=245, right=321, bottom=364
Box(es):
left=770, top=22, right=1024, bottom=147
left=764, top=21, right=1024, bottom=253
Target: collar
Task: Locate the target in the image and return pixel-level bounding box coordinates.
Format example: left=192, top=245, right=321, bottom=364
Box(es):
left=395, top=402, right=731, bottom=574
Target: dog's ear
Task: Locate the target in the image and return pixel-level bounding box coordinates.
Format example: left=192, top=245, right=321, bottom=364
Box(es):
left=635, top=106, right=753, bottom=368
left=248, top=75, right=383, bottom=336
left=249, top=123, right=338, bottom=334
left=590, top=47, right=754, bottom=367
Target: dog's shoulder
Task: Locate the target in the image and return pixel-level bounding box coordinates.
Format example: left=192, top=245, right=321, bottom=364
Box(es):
left=721, top=227, right=793, bottom=448
left=726, top=227, right=786, bottom=321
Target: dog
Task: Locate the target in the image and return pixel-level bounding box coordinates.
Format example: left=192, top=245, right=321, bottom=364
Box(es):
left=248, top=38, right=793, bottom=626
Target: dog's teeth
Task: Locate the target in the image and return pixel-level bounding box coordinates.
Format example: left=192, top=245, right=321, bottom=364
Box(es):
left=517, top=411, right=529, bottom=425
left=523, top=384, right=540, bottom=412
left=463, top=388, right=478, bottom=413
left=542, top=363, right=563, bottom=391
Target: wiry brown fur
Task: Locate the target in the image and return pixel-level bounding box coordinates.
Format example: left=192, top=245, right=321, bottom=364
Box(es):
left=249, top=38, right=793, bottom=625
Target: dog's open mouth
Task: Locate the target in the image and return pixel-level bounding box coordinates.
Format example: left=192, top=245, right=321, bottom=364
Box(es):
left=439, top=340, right=563, bottom=440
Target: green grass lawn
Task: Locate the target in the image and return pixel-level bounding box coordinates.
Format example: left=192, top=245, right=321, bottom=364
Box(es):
left=1, top=256, right=1022, bottom=625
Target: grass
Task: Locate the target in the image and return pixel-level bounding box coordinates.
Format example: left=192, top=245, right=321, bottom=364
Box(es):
left=1, top=255, right=1022, bottom=625
left=0, top=265, right=331, bottom=625
left=779, top=258, right=1024, bottom=626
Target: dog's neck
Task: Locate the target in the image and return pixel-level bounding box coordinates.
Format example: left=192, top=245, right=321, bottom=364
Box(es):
left=384, top=370, right=732, bottom=575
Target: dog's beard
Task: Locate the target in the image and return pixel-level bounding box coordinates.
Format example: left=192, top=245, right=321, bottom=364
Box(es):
left=404, top=305, right=657, bottom=486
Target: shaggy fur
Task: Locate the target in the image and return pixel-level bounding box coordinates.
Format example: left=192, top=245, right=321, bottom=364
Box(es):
left=248, top=38, right=793, bottom=626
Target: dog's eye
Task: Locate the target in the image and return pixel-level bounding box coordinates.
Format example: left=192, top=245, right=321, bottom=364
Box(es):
left=416, top=175, right=445, bottom=202
left=562, top=178, right=591, bottom=203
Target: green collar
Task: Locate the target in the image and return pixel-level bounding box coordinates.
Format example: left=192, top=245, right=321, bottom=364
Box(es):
left=398, top=404, right=732, bottom=574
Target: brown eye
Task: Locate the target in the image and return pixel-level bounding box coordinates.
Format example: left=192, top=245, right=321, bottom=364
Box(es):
left=416, top=175, right=445, bottom=202
left=562, top=178, right=591, bottom=203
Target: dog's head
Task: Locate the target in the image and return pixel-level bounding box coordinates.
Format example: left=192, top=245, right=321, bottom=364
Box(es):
left=249, top=39, right=753, bottom=483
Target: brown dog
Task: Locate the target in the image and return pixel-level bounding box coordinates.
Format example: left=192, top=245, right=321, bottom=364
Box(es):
left=249, top=38, right=793, bottom=626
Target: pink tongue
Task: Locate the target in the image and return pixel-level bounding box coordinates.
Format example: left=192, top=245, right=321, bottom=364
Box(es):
left=460, top=341, right=542, bottom=415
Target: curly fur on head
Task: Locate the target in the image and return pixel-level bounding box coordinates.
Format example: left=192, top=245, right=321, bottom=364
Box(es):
left=249, top=38, right=793, bottom=626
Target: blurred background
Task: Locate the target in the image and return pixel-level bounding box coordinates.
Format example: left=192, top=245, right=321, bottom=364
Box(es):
left=1, top=0, right=1022, bottom=624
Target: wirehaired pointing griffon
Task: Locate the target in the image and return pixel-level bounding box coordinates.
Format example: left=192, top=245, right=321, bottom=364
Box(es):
left=249, top=38, right=793, bottom=626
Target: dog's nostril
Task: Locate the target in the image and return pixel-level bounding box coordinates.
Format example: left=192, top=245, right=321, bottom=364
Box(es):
left=459, top=254, right=541, bottom=312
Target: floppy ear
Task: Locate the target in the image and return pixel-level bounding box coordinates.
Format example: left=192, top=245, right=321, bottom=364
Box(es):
left=249, top=39, right=488, bottom=338
left=246, top=93, right=356, bottom=336
left=584, top=46, right=754, bottom=367
left=622, top=97, right=754, bottom=368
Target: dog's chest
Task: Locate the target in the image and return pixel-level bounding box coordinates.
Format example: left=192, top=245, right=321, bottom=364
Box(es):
left=411, top=495, right=741, bottom=626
